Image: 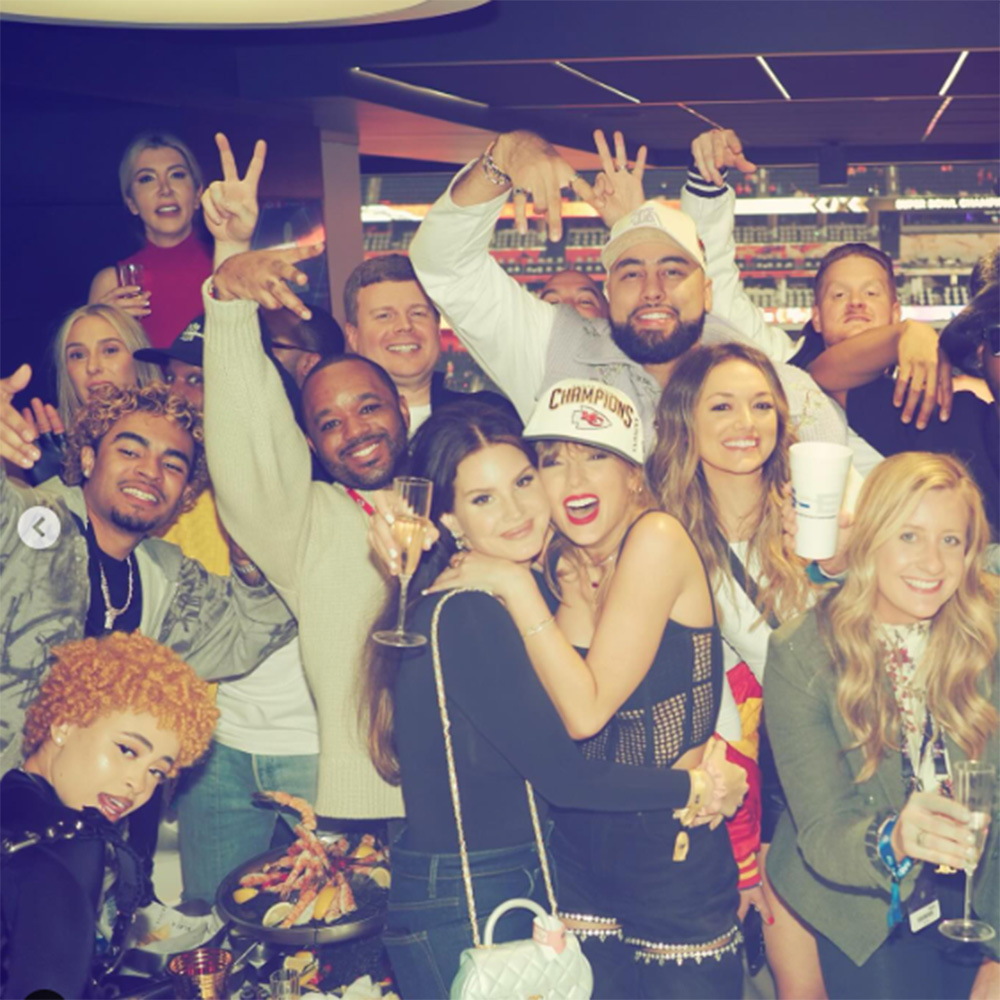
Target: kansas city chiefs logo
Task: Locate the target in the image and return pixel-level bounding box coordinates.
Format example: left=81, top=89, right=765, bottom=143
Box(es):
left=572, top=406, right=610, bottom=430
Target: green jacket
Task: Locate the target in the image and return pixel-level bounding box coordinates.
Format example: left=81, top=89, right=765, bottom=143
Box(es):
left=763, top=607, right=999, bottom=966
left=0, top=467, right=297, bottom=775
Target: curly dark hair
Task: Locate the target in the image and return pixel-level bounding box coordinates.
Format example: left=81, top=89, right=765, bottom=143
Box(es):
left=23, top=632, right=218, bottom=773
left=63, top=381, right=210, bottom=512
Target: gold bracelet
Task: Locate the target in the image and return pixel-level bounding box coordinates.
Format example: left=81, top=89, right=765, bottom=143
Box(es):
left=674, top=769, right=709, bottom=827
left=521, top=615, right=555, bottom=639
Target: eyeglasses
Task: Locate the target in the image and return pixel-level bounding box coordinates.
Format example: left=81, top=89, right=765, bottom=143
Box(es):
left=268, top=341, right=305, bottom=353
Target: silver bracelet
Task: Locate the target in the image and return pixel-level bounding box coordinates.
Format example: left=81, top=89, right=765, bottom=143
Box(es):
left=481, top=139, right=512, bottom=187
left=521, top=615, right=555, bottom=639
left=232, top=559, right=261, bottom=581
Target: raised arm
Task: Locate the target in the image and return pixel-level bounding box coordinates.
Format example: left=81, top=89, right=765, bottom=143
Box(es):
left=681, top=129, right=799, bottom=364
left=202, top=132, right=267, bottom=270
left=408, top=132, right=581, bottom=419
left=202, top=245, right=324, bottom=603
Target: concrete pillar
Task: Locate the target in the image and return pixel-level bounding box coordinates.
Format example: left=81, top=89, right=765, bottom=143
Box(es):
left=320, top=129, right=364, bottom=327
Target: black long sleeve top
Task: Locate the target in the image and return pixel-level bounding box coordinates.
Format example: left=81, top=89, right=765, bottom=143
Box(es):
left=392, top=589, right=692, bottom=854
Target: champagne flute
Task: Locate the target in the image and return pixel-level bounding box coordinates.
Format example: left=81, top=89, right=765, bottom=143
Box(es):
left=940, top=760, right=995, bottom=942
left=373, top=476, right=433, bottom=648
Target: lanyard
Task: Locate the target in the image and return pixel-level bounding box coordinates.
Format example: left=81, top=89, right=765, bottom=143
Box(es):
left=900, top=710, right=951, bottom=797
left=344, top=487, right=376, bottom=518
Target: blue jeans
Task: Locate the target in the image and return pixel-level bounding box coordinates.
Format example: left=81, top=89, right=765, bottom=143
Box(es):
left=384, top=831, right=552, bottom=1000
left=175, top=741, right=318, bottom=905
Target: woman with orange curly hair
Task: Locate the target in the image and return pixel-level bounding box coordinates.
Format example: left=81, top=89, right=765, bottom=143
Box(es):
left=1, top=632, right=218, bottom=1000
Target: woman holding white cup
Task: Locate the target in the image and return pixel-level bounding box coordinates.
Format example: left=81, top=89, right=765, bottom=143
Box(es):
left=648, top=342, right=834, bottom=998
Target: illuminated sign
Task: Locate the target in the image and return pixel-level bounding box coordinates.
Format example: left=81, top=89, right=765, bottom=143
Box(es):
left=893, top=196, right=1000, bottom=211
left=732, top=196, right=868, bottom=216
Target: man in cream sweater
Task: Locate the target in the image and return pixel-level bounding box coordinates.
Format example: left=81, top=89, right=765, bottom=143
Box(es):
left=202, top=249, right=408, bottom=824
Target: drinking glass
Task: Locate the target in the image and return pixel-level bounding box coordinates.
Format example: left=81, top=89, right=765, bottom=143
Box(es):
left=167, top=946, right=233, bottom=998
left=117, top=262, right=145, bottom=293
left=373, top=476, right=433, bottom=648
left=940, top=760, right=995, bottom=942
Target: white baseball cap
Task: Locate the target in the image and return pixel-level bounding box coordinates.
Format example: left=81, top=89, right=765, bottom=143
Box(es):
left=601, top=200, right=706, bottom=273
left=523, top=379, right=644, bottom=466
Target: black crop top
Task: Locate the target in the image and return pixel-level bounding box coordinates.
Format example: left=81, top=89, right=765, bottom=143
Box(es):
left=571, top=511, right=723, bottom=768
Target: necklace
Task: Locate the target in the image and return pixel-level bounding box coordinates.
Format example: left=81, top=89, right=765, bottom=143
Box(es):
left=586, top=551, right=617, bottom=589
left=99, top=556, right=134, bottom=631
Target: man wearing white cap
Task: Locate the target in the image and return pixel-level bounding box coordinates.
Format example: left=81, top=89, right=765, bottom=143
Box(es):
left=409, top=130, right=881, bottom=473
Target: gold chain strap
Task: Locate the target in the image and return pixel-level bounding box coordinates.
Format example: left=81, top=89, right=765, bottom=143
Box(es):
left=430, top=589, right=558, bottom=949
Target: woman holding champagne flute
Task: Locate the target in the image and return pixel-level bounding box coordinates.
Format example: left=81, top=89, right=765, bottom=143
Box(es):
left=362, top=398, right=746, bottom=1000
left=763, top=451, right=999, bottom=999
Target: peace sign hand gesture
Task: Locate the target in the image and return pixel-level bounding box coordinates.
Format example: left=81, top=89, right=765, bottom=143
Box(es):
left=202, top=132, right=267, bottom=246
left=589, top=129, right=648, bottom=228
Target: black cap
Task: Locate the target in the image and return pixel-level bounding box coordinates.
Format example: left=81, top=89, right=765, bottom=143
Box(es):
left=134, top=315, right=205, bottom=369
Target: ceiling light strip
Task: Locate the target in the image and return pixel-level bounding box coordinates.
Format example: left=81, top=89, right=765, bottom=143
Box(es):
left=921, top=95, right=953, bottom=142
left=676, top=104, right=726, bottom=130
left=755, top=56, right=792, bottom=100
left=349, top=67, right=488, bottom=108
left=938, top=50, right=969, bottom=97
left=554, top=61, right=641, bottom=104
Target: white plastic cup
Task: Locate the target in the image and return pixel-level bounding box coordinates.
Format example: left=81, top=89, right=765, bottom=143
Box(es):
left=789, top=442, right=853, bottom=560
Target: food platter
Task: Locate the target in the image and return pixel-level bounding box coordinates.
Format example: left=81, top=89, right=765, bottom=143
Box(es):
left=216, top=831, right=389, bottom=946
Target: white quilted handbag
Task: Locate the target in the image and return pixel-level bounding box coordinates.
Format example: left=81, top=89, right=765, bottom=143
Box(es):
left=427, top=591, right=593, bottom=1000
left=450, top=897, right=593, bottom=1000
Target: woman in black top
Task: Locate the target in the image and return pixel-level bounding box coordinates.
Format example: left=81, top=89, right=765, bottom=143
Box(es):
left=1, top=632, right=217, bottom=999
left=432, top=380, right=742, bottom=999
left=362, top=398, right=745, bottom=1000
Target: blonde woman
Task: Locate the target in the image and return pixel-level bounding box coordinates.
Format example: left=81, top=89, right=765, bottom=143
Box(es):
left=20, top=304, right=160, bottom=484
left=764, top=452, right=999, bottom=999
left=89, top=130, right=265, bottom=350
left=648, top=341, right=827, bottom=998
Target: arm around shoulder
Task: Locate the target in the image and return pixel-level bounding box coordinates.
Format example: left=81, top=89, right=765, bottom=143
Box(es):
left=434, top=589, right=694, bottom=812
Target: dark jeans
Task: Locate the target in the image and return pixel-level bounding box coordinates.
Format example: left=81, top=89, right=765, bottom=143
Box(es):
left=816, top=923, right=982, bottom=999
left=383, top=831, right=551, bottom=1000
left=553, top=809, right=742, bottom=1000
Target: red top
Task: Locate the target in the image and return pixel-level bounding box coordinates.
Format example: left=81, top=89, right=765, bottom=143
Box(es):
left=119, top=232, right=213, bottom=348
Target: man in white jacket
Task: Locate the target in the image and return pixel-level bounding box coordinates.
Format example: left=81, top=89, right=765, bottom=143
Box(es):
left=407, top=129, right=881, bottom=474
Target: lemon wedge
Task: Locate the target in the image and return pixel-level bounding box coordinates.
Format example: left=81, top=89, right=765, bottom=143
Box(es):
left=262, top=901, right=294, bottom=928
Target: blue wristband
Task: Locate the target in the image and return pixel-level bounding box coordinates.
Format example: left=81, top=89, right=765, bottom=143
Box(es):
left=877, top=814, right=914, bottom=929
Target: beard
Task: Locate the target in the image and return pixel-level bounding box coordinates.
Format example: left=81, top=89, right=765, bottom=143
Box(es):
left=110, top=507, right=163, bottom=536
left=323, top=428, right=408, bottom=491
left=610, top=310, right=705, bottom=365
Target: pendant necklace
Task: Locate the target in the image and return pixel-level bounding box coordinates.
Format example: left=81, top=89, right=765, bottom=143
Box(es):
left=588, top=551, right=617, bottom=590
left=97, top=551, right=135, bottom=631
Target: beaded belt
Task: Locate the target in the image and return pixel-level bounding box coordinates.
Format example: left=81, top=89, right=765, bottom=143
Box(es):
left=560, top=911, right=623, bottom=942
left=625, top=924, right=743, bottom=966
